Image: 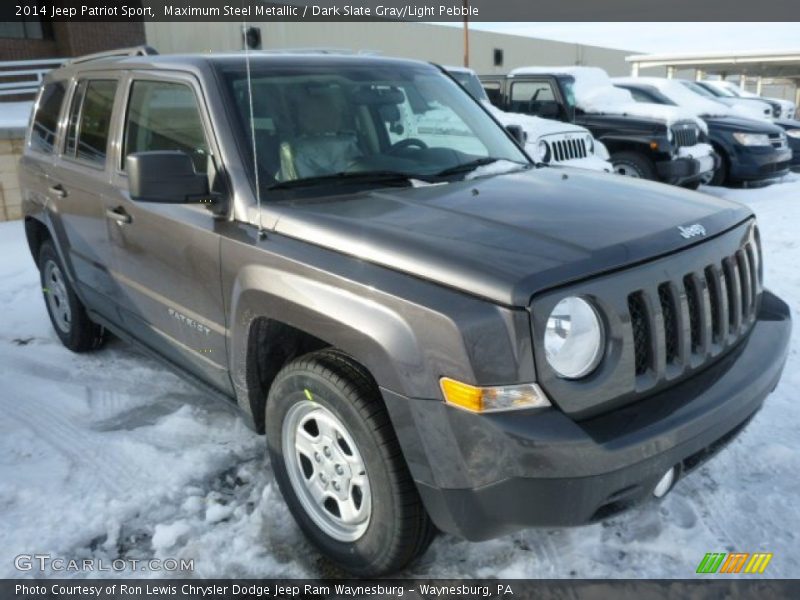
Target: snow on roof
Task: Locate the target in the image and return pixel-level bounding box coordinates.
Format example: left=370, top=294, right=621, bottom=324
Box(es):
left=509, top=66, right=708, bottom=131
left=613, top=76, right=733, bottom=118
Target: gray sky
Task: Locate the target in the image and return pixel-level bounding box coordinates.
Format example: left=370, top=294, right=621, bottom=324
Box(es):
left=436, top=22, right=800, bottom=54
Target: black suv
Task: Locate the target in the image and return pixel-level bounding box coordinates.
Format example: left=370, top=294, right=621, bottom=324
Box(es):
left=20, top=48, right=791, bottom=575
left=480, top=67, right=717, bottom=187
left=615, top=79, right=793, bottom=185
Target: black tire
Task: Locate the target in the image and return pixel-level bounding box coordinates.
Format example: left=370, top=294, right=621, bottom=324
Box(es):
left=709, top=153, right=729, bottom=186
left=38, top=241, right=106, bottom=352
left=611, top=151, right=657, bottom=180
left=266, top=349, right=435, bottom=576
left=681, top=180, right=701, bottom=190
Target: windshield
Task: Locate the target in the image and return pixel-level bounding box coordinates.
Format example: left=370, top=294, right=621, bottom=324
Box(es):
left=217, top=59, right=529, bottom=197
left=447, top=69, right=489, bottom=102
left=681, top=81, right=719, bottom=99
left=560, top=78, right=577, bottom=108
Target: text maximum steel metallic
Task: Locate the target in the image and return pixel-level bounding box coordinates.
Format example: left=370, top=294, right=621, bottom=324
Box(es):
left=19, top=49, right=791, bottom=576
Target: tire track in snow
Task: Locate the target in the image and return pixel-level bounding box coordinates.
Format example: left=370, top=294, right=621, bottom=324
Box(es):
left=4, top=387, right=151, bottom=496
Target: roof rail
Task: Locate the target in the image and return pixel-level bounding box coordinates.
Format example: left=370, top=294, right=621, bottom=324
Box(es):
left=68, top=46, right=159, bottom=65
left=256, top=48, right=381, bottom=56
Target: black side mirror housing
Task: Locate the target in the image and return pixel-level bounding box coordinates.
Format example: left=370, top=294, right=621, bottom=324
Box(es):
left=505, top=124, right=527, bottom=145
left=127, top=151, right=212, bottom=204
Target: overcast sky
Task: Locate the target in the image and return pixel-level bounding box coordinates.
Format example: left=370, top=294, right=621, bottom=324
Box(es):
left=438, top=22, right=800, bottom=54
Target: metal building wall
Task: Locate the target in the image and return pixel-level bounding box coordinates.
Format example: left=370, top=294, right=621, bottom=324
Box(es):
left=144, top=21, right=637, bottom=76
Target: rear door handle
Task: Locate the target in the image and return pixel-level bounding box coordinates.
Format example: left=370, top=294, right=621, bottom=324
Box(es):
left=105, top=206, right=132, bottom=225
left=48, top=184, right=67, bottom=198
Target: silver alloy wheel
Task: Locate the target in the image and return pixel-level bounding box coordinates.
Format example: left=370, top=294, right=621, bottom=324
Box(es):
left=282, top=399, right=372, bottom=542
left=613, top=162, right=642, bottom=178
left=44, top=260, right=71, bottom=333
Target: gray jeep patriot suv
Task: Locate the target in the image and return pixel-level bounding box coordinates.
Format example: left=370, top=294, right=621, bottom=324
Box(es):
left=20, top=47, right=791, bottom=576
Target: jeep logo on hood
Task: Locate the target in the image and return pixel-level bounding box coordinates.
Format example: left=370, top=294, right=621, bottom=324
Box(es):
left=678, top=224, right=707, bottom=239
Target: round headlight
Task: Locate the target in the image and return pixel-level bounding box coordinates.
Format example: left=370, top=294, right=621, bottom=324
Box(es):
left=536, top=139, right=551, bottom=163
left=586, top=134, right=594, bottom=154
left=544, top=296, right=605, bottom=379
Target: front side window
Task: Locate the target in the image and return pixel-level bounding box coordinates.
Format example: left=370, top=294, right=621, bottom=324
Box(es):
left=218, top=60, right=529, bottom=197
left=63, top=79, right=117, bottom=166
left=509, top=80, right=560, bottom=118
left=123, top=80, right=210, bottom=173
left=30, top=81, right=66, bottom=154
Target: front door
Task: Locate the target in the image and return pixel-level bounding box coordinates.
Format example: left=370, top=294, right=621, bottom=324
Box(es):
left=106, top=72, right=231, bottom=393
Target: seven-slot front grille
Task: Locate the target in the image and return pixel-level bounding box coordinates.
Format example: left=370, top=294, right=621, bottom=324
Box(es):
left=531, top=220, right=762, bottom=418
left=672, top=125, right=699, bottom=148
left=628, top=233, right=761, bottom=377
left=549, top=137, right=588, bottom=162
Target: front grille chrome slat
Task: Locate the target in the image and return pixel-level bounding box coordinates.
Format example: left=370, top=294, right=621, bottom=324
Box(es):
left=547, top=136, right=588, bottom=163
left=626, top=229, right=759, bottom=387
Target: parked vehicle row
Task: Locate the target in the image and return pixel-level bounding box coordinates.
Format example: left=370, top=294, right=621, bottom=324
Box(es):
left=474, top=66, right=795, bottom=187
left=614, top=77, right=795, bottom=184
left=20, top=48, right=793, bottom=576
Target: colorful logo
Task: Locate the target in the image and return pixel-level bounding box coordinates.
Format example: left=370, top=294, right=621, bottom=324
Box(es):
left=696, top=552, right=773, bottom=574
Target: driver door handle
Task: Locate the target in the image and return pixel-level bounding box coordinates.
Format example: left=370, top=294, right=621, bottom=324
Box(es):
left=106, top=206, right=132, bottom=225
left=48, top=184, right=67, bottom=198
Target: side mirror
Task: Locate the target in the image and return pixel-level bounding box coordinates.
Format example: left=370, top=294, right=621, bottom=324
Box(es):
left=506, top=124, right=527, bottom=145
left=127, top=151, right=212, bottom=204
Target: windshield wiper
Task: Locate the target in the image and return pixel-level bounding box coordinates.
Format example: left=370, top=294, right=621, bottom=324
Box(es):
left=267, top=170, right=423, bottom=191
left=432, top=157, right=506, bottom=178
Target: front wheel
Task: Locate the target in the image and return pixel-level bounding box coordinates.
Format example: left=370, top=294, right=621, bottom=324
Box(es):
left=266, top=350, right=435, bottom=576
left=611, top=151, right=657, bottom=180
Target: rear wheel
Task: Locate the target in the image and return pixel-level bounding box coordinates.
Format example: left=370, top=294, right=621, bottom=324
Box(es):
left=38, top=241, right=106, bottom=352
left=266, top=349, right=435, bottom=576
left=611, top=151, right=657, bottom=180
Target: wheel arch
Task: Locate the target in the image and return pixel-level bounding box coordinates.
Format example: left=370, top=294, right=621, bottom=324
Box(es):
left=230, top=266, right=427, bottom=432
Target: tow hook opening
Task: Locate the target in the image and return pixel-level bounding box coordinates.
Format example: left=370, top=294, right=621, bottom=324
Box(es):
left=653, top=466, right=678, bottom=498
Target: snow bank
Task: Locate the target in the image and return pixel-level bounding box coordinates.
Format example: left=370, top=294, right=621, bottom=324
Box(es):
left=510, top=66, right=708, bottom=132
left=0, top=101, right=33, bottom=129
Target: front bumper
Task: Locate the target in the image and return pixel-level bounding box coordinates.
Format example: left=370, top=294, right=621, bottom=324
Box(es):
left=729, top=145, right=792, bottom=181
left=383, top=291, right=790, bottom=541
left=656, top=152, right=717, bottom=185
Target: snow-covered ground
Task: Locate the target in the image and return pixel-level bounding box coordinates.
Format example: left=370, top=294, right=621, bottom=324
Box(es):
left=2, top=176, right=799, bottom=579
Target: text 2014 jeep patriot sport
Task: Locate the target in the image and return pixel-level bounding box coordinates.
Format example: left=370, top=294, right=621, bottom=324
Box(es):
left=20, top=48, right=791, bottom=576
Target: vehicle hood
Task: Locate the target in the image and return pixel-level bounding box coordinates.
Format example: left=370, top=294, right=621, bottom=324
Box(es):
left=484, top=101, right=591, bottom=139
left=706, top=115, right=785, bottom=134
left=270, top=168, right=752, bottom=306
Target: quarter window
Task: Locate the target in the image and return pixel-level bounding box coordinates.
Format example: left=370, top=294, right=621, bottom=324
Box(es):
left=64, top=79, right=118, bottom=166
left=30, top=81, right=66, bottom=154
left=123, top=80, right=210, bottom=173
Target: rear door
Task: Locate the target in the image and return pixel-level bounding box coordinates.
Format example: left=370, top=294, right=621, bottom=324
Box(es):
left=106, top=71, right=231, bottom=393
left=47, top=74, right=121, bottom=320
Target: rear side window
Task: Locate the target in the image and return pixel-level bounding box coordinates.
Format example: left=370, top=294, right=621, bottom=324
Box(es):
left=30, top=82, right=66, bottom=154
left=63, top=79, right=118, bottom=166
left=123, top=80, right=210, bottom=173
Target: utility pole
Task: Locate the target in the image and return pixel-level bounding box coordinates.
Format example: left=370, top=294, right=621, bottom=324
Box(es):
left=463, top=0, right=470, bottom=68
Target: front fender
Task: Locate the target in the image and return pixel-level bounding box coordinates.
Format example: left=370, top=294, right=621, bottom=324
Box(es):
left=228, top=264, right=426, bottom=412
left=222, top=230, right=536, bottom=424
